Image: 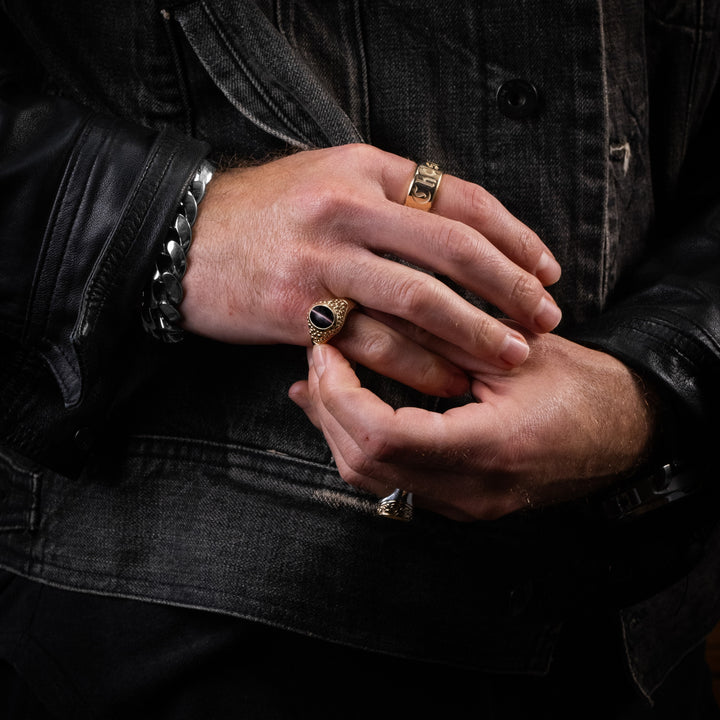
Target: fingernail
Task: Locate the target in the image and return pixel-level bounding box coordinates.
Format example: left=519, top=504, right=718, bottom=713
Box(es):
left=534, top=297, right=562, bottom=332
left=536, top=252, right=562, bottom=285
left=499, top=331, right=529, bottom=366
left=313, top=344, right=327, bottom=377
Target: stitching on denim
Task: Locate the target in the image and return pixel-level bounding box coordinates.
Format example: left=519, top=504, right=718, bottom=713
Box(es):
left=161, top=9, right=195, bottom=137
left=598, top=0, right=611, bottom=305
left=127, top=433, right=339, bottom=473
left=2, top=563, right=517, bottom=668
left=620, top=613, right=653, bottom=703
left=273, top=0, right=288, bottom=39
left=351, top=0, right=371, bottom=143
left=0, top=567, right=387, bottom=657
left=199, top=0, right=313, bottom=147
left=0, top=562, right=334, bottom=622
left=680, top=0, right=706, bottom=159
left=0, top=448, right=36, bottom=476
left=0, top=449, right=40, bottom=533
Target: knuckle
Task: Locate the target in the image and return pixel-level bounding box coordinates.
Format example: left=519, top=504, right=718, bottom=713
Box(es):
left=466, top=184, right=498, bottom=223
left=303, top=185, right=352, bottom=227
left=337, top=142, right=374, bottom=165
left=338, top=464, right=366, bottom=490
left=467, top=313, right=497, bottom=351
left=515, top=228, right=542, bottom=269
left=508, top=271, right=542, bottom=306
left=332, top=143, right=382, bottom=182
left=435, top=222, right=479, bottom=267
left=357, top=429, right=396, bottom=463
left=336, top=446, right=370, bottom=482
left=359, top=328, right=397, bottom=367
left=297, top=183, right=363, bottom=232
left=293, top=184, right=338, bottom=227
left=393, top=274, right=432, bottom=317
left=416, top=357, right=451, bottom=395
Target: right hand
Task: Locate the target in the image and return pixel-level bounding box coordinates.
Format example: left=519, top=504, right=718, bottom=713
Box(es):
left=182, top=144, right=562, bottom=396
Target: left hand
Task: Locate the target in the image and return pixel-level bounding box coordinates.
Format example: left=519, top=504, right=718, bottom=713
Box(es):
left=289, top=334, right=657, bottom=521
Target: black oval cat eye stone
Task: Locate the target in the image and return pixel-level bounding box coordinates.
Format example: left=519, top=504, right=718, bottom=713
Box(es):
left=309, top=304, right=335, bottom=330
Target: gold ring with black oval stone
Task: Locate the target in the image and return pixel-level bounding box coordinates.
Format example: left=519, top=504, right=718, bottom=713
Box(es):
left=307, top=298, right=357, bottom=345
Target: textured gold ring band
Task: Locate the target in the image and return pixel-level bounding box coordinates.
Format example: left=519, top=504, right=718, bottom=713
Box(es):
left=405, top=161, right=443, bottom=212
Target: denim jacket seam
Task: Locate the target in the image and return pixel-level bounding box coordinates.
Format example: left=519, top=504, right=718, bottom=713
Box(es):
left=198, top=0, right=315, bottom=147
left=128, top=432, right=339, bottom=475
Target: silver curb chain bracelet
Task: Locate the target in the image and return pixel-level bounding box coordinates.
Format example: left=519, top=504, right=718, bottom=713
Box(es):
left=140, top=159, right=215, bottom=343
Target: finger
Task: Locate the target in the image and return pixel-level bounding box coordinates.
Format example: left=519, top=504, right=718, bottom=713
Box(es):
left=289, top=355, right=383, bottom=487
left=288, top=379, right=323, bottom=431
left=362, top=308, right=504, bottom=377
left=338, top=252, right=532, bottom=368
left=305, top=350, right=403, bottom=497
left=312, top=344, right=455, bottom=464
left=309, top=344, right=528, bottom=520
left=331, top=311, right=469, bottom=397
left=352, top=203, right=562, bottom=335
left=308, top=346, right=496, bottom=518
left=314, top=343, right=513, bottom=469
left=429, top=175, right=561, bottom=285
left=376, top=154, right=561, bottom=285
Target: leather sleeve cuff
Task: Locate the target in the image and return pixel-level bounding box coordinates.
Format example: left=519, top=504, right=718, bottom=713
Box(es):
left=0, top=89, right=210, bottom=474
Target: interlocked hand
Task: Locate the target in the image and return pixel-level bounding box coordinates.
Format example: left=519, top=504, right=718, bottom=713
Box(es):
left=289, top=333, right=656, bottom=520
left=182, top=144, right=561, bottom=396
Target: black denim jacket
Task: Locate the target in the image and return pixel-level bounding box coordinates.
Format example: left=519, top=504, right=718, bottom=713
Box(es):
left=1, top=0, right=720, bottom=701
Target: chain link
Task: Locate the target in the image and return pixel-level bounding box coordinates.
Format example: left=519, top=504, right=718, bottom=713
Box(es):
left=141, top=159, right=214, bottom=342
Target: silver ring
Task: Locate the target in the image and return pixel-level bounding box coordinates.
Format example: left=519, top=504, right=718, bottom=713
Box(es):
left=377, top=488, right=414, bottom=521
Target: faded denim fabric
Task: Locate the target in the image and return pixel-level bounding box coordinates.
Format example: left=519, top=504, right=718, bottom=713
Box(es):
left=1, top=0, right=719, bottom=704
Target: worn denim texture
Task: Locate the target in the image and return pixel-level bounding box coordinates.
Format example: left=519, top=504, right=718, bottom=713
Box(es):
left=1, top=0, right=720, bottom=703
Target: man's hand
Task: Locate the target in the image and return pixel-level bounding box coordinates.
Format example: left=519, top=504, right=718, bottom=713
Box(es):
left=181, top=144, right=561, bottom=397
left=288, top=334, right=657, bottom=521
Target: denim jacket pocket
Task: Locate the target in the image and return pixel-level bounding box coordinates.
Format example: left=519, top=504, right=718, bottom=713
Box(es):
left=170, top=0, right=364, bottom=149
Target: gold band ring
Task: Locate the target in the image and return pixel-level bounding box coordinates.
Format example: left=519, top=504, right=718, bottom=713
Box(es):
left=307, top=298, right=357, bottom=345
left=377, top=488, right=414, bottom=521
left=405, top=161, right=443, bottom=212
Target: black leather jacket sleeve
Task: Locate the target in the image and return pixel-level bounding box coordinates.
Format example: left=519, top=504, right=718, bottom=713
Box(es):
left=0, top=70, right=210, bottom=475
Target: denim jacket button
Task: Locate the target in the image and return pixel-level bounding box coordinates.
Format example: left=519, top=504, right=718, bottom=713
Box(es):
left=496, top=79, right=540, bottom=119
